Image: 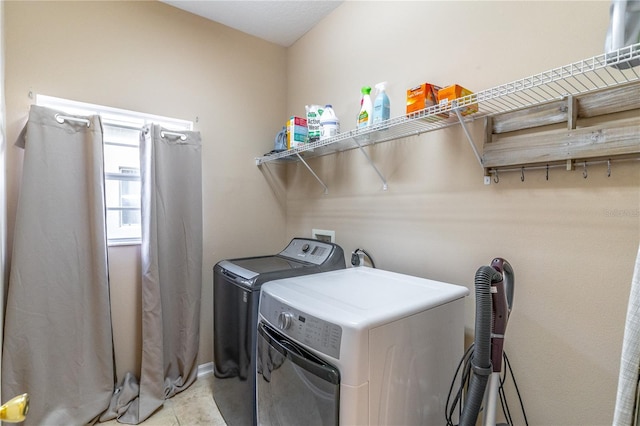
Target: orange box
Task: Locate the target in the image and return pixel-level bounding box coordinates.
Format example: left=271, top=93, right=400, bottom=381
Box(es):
left=436, top=84, right=478, bottom=116
left=406, top=83, right=444, bottom=116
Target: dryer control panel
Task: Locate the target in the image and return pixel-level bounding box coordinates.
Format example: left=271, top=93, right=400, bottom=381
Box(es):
left=279, top=238, right=338, bottom=265
left=260, top=292, right=342, bottom=359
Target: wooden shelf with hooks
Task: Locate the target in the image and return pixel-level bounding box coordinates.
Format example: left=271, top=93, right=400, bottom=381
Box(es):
left=482, top=81, right=640, bottom=174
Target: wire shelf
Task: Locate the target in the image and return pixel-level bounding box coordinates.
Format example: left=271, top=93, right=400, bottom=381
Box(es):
left=256, top=43, right=640, bottom=166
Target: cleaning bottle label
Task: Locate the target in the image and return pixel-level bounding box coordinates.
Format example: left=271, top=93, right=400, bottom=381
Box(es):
left=306, top=105, right=323, bottom=142
left=358, top=110, right=369, bottom=127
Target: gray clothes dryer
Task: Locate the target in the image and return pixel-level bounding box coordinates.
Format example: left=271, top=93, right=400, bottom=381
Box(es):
left=213, top=238, right=345, bottom=426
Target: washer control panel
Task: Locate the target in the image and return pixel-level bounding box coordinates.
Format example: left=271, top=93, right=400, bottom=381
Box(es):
left=260, top=292, right=342, bottom=359
left=279, top=238, right=335, bottom=265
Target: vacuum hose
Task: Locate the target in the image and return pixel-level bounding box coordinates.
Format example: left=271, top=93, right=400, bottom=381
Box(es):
left=459, top=265, right=504, bottom=426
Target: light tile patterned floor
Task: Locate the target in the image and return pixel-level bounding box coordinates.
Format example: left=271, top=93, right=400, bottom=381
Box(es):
left=100, top=374, right=227, bottom=426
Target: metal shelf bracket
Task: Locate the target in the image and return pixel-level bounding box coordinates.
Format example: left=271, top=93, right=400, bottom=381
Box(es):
left=296, top=152, right=329, bottom=194
left=452, top=102, right=484, bottom=169
left=353, top=136, right=389, bottom=190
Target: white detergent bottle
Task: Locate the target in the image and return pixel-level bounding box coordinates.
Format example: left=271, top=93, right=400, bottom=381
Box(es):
left=372, top=82, right=390, bottom=126
left=357, top=86, right=372, bottom=129
left=320, top=105, right=339, bottom=141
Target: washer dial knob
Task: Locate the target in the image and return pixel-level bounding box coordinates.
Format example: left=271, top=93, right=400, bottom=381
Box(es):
left=277, top=312, right=294, bottom=330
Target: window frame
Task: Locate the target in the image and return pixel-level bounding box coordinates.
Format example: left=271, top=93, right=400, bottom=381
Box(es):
left=35, top=94, right=193, bottom=246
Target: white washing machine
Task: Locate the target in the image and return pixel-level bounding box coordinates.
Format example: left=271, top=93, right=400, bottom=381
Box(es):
left=256, top=267, right=469, bottom=425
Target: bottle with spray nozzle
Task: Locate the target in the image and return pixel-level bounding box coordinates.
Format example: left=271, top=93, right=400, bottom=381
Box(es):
left=372, top=82, right=390, bottom=127
left=357, top=86, right=372, bottom=129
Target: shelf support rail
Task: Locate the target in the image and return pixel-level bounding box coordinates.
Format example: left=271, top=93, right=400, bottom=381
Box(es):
left=353, top=137, right=389, bottom=190
left=295, top=152, right=329, bottom=194
left=453, top=102, right=484, bottom=169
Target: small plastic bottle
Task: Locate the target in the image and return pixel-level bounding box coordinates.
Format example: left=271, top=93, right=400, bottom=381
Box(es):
left=372, top=82, right=390, bottom=126
left=357, top=86, right=372, bottom=129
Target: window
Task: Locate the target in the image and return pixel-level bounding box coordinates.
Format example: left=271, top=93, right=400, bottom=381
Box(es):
left=36, top=95, right=193, bottom=245
left=118, top=167, right=140, bottom=227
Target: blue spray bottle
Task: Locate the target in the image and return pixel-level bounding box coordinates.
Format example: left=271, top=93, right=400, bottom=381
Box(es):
left=372, top=82, right=390, bottom=126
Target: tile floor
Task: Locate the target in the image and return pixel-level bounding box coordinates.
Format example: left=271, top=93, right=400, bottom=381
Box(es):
left=100, top=373, right=227, bottom=426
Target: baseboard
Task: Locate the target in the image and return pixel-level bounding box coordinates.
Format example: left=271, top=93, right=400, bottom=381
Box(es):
left=198, top=362, right=214, bottom=378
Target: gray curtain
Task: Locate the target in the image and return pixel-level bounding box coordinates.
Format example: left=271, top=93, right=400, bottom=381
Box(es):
left=1, top=105, right=114, bottom=425
left=613, top=244, right=640, bottom=426
left=102, top=124, right=203, bottom=424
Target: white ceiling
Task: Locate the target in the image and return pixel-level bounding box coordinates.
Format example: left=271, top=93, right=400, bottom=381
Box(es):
left=161, top=0, right=343, bottom=47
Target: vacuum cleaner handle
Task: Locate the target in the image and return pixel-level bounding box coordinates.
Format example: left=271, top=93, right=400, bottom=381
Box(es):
left=489, top=257, right=515, bottom=373
left=459, top=258, right=516, bottom=426
left=491, top=257, right=514, bottom=312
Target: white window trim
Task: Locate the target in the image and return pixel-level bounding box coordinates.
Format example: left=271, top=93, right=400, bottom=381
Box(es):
left=36, top=95, right=193, bottom=132
left=36, top=95, right=193, bottom=246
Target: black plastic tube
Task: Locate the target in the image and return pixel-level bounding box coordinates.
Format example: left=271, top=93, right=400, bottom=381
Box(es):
left=459, top=265, right=503, bottom=426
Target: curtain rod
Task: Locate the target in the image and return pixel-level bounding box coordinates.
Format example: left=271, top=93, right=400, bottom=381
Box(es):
left=55, top=114, right=90, bottom=128
left=160, top=130, right=187, bottom=141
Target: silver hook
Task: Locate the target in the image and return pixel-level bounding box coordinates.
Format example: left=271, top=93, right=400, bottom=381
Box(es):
left=521, top=167, right=525, bottom=182
left=494, top=169, right=499, bottom=184
left=583, top=162, right=588, bottom=179
left=607, top=159, right=611, bottom=177
left=546, top=164, right=549, bottom=181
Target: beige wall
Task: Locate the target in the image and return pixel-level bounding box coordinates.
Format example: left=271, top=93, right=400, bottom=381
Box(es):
left=4, top=1, right=288, bottom=381
left=284, top=1, right=639, bottom=425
